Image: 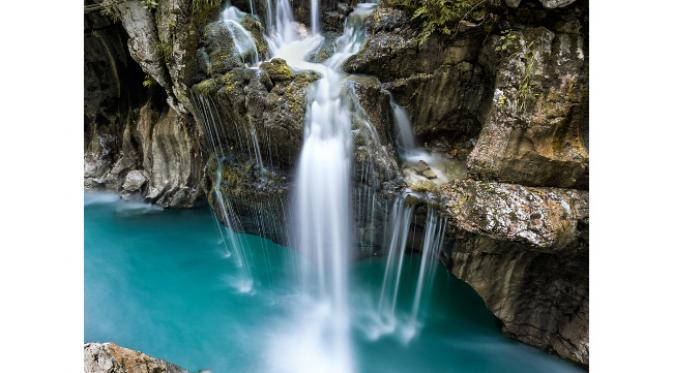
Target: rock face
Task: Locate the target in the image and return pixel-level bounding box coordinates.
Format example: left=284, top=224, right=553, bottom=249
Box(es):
left=441, top=180, right=588, bottom=366
left=84, top=343, right=190, bottom=373
left=344, top=6, right=492, bottom=148
left=442, top=180, right=588, bottom=250
left=466, top=26, right=589, bottom=188
left=85, top=0, right=213, bottom=207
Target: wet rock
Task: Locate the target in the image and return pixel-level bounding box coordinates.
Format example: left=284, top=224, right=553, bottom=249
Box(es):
left=344, top=12, right=489, bottom=145
left=260, top=58, right=294, bottom=83
left=146, top=108, right=203, bottom=207
left=369, top=6, right=408, bottom=32
left=441, top=180, right=588, bottom=250
left=440, top=179, right=588, bottom=365
left=450, top=240, right=588, bottom=366
left=385, top=61, right=492, bottom=143
left=348, top=75, right=401, bottom=186
left=467, top=27, right=588, bottom=188
left=122, top=169, right=148, bottom=192
left=192, top=66, right=318, bottom=171
left=538, top=0, right=577, bottom=9
left=84, top=342, right=190, bottom=373
left=421, top=168, right=437, bottom=179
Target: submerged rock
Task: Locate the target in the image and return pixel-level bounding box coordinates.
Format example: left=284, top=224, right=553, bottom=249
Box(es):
left=84, top=342, right=190, bottom=373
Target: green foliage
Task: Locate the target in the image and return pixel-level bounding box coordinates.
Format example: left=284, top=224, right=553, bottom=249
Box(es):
left=142, top=74, right=155, bottom=88
left=385, top=0, right=485, bottom=43
left=157, top=41, right=173, bottom=62
left=517, top=48, right=537, bottom=112
left=192, top=0, right=223, bottom=28
left=192, top=0, right=221, bottom=12
left=141, top=0, right=158, bottom=10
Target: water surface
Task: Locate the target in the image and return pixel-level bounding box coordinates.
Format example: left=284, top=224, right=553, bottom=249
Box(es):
left=84, top=193, right=584, bottom=373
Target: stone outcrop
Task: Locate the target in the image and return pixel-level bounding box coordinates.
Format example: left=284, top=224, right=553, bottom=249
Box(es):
left=441, top=180, right=588, bottom=366
left=85, top=0, right=212, bottom=207
left=84, top=343, right=196, bottom=373
left=442, top=180, right=588, bottom=250
left=466, top=25, right=589, bottom=188
left=344, top=6, right=492, bottom=148
left=84, top=343, right=191, bottom=373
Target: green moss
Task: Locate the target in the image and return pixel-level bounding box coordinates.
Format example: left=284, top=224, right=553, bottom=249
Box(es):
left=410, top=180, right=441, bottom=194
left=157, top=41, right=173, bottom=63
left=384, top=0, right=486, bottom=43
left=193, top=78, right=219, bottom=95
left=192, top=0, right=223, bottom=29
left=260, top=58, right=294, bottom=82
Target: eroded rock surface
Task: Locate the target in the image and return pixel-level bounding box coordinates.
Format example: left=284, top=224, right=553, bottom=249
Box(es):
left=442, top=180, right=588, bottom=250
left=467, top=26, right=588, bottom=188
left=84, top=343, right=190, bottom=373
left=441, top=180, right=588, bottom=366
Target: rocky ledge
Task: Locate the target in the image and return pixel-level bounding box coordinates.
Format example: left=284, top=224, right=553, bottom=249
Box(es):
left=84, top=343, right=197, bottom=373
left=441, top=180, right=588, bottom=366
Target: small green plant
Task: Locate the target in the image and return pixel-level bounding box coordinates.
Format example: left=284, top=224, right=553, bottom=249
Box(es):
left=141, top=0, right=158, bottom=10
left=517, top=42, right=538, bottom=112
left=386, top=0, right=486, bottom=43
left=142, top=74, right=155, bottom=88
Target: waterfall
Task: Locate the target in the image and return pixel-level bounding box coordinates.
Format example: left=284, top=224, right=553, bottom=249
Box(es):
left=213, top=159, right=254, bottom=293
left=219, top=6, right=260, bottom=65
left=402, top=209, right=447, bottom=342
left=194, top=1, right=451, bottom=370
left=311, top=0, right=319, bottom=34
left=390, top=100, right=416, bottom=155
left=192, top=93, right=256, bottom=293
left=377, top=196, right=414, bottom=331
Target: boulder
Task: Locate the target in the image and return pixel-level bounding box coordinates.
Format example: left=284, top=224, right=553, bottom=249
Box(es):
left=84, top=343, right=190, bottom=373
left=122, top=170, right=148, bottom=192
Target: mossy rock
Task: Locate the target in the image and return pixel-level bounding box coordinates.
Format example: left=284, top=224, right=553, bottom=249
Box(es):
left=260, top=58, right=294, bottom=83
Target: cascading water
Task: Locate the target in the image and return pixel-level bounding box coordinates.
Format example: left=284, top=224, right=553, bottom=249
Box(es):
left=216, top=6, right=261, bottom=65
left=391, top=100, right=417, bottom=155
left=261, top=3, right=378, bottom=373
left=311, top=0, right=320, bottom=34
left=376, top=196, right=415, bottom=334
left=402, top=209, right=447, bottom=341
left=195, top=1, right=452, bottom=370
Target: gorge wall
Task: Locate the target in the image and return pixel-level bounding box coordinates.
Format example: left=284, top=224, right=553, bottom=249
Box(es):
left=84, top=0, right=588, bottom=367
